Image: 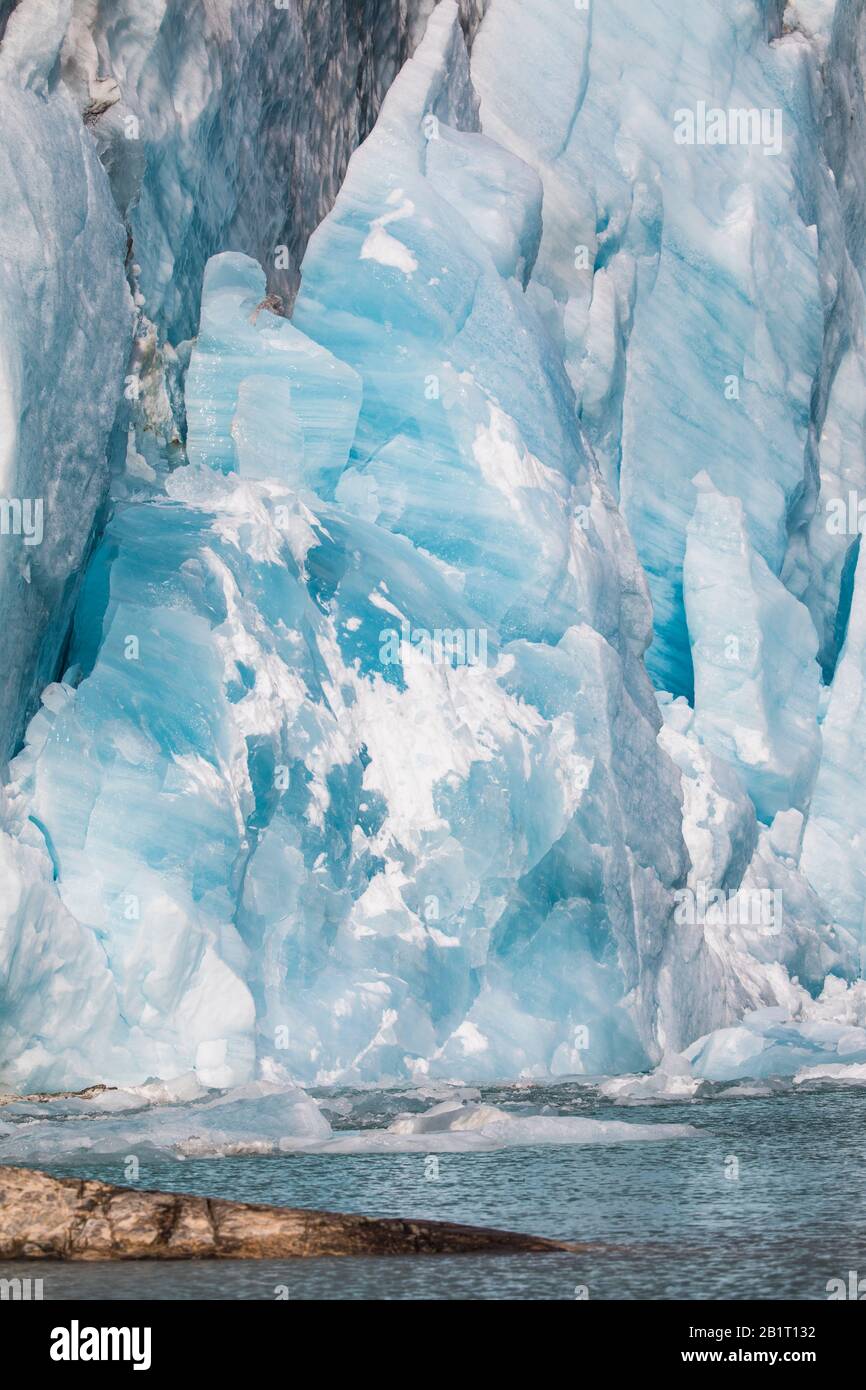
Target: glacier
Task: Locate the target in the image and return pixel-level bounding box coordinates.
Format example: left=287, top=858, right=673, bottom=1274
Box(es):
left=0, top=0, right=132, bottom=762
left=64, top=0, right=488, bottom=344
left=2, top=0, right=866, bottom=1102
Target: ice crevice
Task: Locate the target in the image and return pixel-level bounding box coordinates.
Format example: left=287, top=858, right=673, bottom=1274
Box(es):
left=2, top=0, right=866, bottom=1099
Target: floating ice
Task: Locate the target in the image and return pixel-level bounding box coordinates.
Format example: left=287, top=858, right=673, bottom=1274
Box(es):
left=0, top=1070, right=331, bottom=1163
left=0, top=1077, right=701, bottom=1163
left=372, top=1097, right=701, bottom=1150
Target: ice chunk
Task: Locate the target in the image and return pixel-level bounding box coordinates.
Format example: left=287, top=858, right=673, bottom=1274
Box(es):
left=802, top=543, right=866, bottom=946
left=654, top=692, right=856, bottom=1054
left=185, top=253, right=362, bottom=494
left=658, top=693, right=758, bottom=891
left=683, top=475, right=821, bottom=822
left=0, top=1073, right=331, bottom=1163
left=686, top=980, right=866, bottom=1080
left=352, top=1097, right=701, bottom=1149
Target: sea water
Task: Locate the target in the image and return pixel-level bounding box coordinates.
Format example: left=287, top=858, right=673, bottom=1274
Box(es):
left=2, top=1082, right=864, bottom=1301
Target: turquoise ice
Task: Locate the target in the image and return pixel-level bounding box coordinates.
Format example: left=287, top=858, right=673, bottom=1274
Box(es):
left=3, top=0, right=866, bottom=1096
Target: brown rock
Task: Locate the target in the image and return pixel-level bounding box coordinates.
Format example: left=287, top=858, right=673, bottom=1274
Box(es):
left=0, top=1084, right=114, bottom=1107
left=0, top=1166, right=580, bottom=1260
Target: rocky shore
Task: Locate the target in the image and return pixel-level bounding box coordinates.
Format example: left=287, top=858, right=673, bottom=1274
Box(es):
left=0, top=1166, right=579, bottom=1260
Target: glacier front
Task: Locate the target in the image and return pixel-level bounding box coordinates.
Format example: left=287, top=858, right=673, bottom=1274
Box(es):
left=2, top=0, right=866, bottom=1095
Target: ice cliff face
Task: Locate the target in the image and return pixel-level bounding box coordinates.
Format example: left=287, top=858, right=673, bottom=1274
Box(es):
left=3, top=7, right=692, bottom=1087
left=0, top=0, right=479, bottom=769
left=2, top=0, right=866, bottom=1091
left=473, top=0, right=834, bottom=704
left=63, top=0, right=488, bottom=342
left=0, top=0, right=132, bottom=762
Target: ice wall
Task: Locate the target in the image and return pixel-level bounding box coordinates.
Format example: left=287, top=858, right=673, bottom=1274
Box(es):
left=4, top=4, right=697, bottom=1089
left=64, top=0, right=489, bottom=345
left=469, top=0, right=866, bottom=1041
left=683, top=475, right=821, bottom=822
left=0, top=0, right=132, bottom=762
left=3, top=0, right=866, bottom=1091
left=775, top=2, right=866, bottom=682
left=0, top=0, right=487, bottom=774
left=0, top=4, right=488, bottom=731
left=802, top=542, right=866, bottom=946
left=471, top=0, right=839, bottom=701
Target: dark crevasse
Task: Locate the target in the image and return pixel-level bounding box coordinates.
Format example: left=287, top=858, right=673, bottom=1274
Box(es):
left=0, top=1, right=18, bottom=42
left=66, top=0, right=490, bottom=343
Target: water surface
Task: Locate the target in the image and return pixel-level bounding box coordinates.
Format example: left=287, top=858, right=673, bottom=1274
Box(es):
left=3, top=1083, right=864, bottom=1299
